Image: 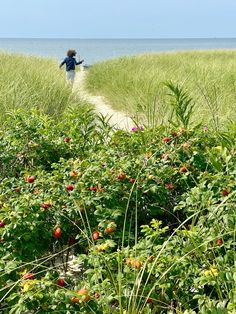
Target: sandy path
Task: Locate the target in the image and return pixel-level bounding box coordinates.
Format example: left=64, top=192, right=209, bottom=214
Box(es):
left=73, top=70, right=135, bottom=130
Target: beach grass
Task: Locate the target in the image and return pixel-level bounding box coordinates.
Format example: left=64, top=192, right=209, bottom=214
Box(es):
left=86, top=50, right=236, bottom=128
left=0, top=53, right=86, bottom=121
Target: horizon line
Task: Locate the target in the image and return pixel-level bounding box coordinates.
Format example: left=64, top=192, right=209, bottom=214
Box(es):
left=1, top=37, right=236, bottom=40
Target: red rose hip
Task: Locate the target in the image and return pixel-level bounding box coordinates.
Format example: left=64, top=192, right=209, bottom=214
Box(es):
left=57, top=278, right=66, bottom=287
left=64, top=137, right=71, bottom=143
left=26, top=176, right=35, bottom=183
left=0, top=221, right=5, bottom=228
left=23, top=272, right=34, bottom=280
left=92, top=231, right=100, bottom=241
left=66, top=185, right=74, bottom=191
left=53, top=227, right=62, bottom=239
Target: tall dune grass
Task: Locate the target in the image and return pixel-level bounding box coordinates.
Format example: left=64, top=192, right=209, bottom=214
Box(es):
left=0, top=53, right=83, bottom=120
left=86, top=50, right=236, bottom=128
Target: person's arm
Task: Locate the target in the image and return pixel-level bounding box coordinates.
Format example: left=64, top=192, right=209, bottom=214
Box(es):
left=76, top=59, right=84, bottom=65
left=59, top=58, right=66, bottom=68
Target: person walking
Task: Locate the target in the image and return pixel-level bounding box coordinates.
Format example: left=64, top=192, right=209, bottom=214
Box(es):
left=59, top=49, right=84, bottom=87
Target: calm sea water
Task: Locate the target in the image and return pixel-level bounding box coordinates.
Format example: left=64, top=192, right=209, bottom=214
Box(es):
left=1, top=38, right=236, bottom=65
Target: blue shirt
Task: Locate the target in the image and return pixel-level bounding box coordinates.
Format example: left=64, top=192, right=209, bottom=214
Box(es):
left=59, top=57, right=83, bottom=71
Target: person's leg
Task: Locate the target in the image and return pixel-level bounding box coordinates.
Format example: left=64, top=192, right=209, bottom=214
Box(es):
left=66, top=70, right=75, bottom=87
left=66, top=71, right=71, bottom=85
left=70, top=70, right=76, bottom=87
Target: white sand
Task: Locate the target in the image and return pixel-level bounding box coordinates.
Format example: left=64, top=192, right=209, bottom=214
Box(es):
left=73, top=70, right=135, bottom=131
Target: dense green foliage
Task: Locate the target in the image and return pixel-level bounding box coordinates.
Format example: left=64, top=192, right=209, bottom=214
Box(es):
left=86, top=50, right=236, bottom=128
left=0, top=109, right=235, bottom=313
left=0, top=53, right=236, bottom=313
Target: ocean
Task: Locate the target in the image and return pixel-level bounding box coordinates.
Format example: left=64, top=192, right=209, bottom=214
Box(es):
left=1, top=38, right=236, bottom=65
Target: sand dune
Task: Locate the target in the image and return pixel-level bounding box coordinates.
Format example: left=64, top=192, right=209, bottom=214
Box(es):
left=73, top=70, right=135, bottom=131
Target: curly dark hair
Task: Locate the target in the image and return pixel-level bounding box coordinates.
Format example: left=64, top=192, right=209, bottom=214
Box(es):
left=67, top=49, right=77, bottom=57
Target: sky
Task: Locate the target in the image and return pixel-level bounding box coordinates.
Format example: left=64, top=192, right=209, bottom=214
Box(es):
left=0, top=0, right=236, bottom=39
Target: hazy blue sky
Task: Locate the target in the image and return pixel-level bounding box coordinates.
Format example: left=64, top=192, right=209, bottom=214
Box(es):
left=0, top=0, right=235, bottom=38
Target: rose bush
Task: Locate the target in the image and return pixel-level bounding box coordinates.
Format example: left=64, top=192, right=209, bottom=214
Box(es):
left=0, top=108, right=235, bottom=313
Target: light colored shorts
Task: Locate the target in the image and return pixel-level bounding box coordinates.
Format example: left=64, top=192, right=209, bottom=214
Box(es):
left=66, top=70, right=76, bottom=85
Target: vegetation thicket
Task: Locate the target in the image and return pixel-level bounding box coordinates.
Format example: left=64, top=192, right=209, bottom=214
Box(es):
left=86, top=50, right=236, bottom=128
left=0, top=53, right=235, bottom=313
